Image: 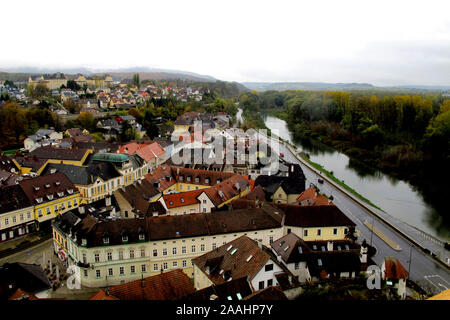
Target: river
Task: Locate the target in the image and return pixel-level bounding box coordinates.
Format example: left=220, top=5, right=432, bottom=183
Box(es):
left=258, top=112, right=449, bottom=241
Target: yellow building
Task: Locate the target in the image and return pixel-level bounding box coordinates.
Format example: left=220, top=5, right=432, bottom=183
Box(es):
left=19, top=172, right=81, bottom=226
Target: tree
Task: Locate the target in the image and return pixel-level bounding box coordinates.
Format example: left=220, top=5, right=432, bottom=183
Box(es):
left=119, top=120, right=137, bottom=142
left=142, top=110, right=159, bottom=139
left=33, top=84, right=49, bottom=98
left=66, top=80, right=81, bottom=91
left=76, top=112, right=96, bottom=132
left=133, top=73, right=140, bottom=89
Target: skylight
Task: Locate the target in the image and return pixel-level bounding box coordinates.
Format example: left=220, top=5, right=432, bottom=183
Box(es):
left=318, top=259, right=323, bottom=266
left=236, top=293, right=242, bottom=300
left=246, top=255, right=253, bottom=262
left=230, top=248, right=238, bottom=255
left=226, top=245, right=233, bottom=251
left=283, top=245, right=290, bottom=252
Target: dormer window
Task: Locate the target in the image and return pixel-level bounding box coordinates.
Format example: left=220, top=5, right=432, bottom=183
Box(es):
left=179, top=176, right=184, bottom=181
left=122, top=235, right=128, bottom=243
left=218, top=190, right=225, bottom=198
left=205, top=178, right=210, bottom=184
left=33, top=186, right=40, bottom=191
left=67, top=189, right=74, bottom=194
left=46, top=194, right=54, bottom=200
left=82, top=238, right=87, bottom=246
left=187, top=176, right=191, bottom=182
left=139, top=234, right=145, bottom=241
left=57, top=192, right=64, bottom=197
left=195, top=177, right=199, bottom=183
left=181, top=198, right=184, bottom=203
left=35, top=198, right=43, bottom=204
left=55, top=181, right=61, bottom=186
left=103, top=237, right=109, bottom=244
left=169, top=201, right=173, bottom=205
left=45, top=184, right=51, bottom=188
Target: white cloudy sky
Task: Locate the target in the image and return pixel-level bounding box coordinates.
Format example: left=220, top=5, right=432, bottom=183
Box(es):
left=2, top=0, right=450, bottom=85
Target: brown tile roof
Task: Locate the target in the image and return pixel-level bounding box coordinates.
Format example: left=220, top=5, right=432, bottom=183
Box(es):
left=162, top=189, right=203, bottom=209
left=384, top=257, right=408, bottom=279
left=108, top=269, right=194, bottom=300
left=29, top=146, right=90, bottom=161
left=243, top=286, right=288, bottom=300
left=275, top=204, right=356, bottom=228
left=203, top=175, right=250, bottom=207
left=19, top=172, right=79, bottom=205
left=71, top=134, right=95, bottom=143
left=118, top=142, right=166, bottom=162
left=117, top=180, right=165, bottom=216
left=296, top=187, right=333, bottom=206
left=192, top=235, right=272, bottom=286
left=171, top=167, right=235, bottom=186
left=0, top=184, right=32, bottom=214
left=12, top=156, right=48, bottom=172
left=185, top=277, right=252, bottom=301
left=145, top=165, right=176, bottom=192
left=0, top=155, right=19, bottom=172
left=243, top=185, right=266, bottom=201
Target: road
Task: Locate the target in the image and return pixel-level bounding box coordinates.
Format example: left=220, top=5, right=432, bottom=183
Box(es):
left=260, top=131, right=450, bottom=295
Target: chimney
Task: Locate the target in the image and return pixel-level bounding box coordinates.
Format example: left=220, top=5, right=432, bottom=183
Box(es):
left=141, top=275, right=145, bottom=288
left=105, top=197, right=111, bottom=206
left=327, top=241, right=333, bottom=252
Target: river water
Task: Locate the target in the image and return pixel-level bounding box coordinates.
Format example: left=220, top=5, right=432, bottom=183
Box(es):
left=257, top=112, right=449, bottom=241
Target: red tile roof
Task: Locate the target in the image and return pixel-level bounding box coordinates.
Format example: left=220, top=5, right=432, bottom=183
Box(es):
left=384, top=257, right=408, bottom=279
left=162, top=189, right=203, bottom=208
left=108, top=269, right=194, bottom=300
left=145, top=165, right=176, bottom=192
left=296, top=187, right=333, bottom=206
left=118, top=142, right=165, bottom=162
left=203, top=175, right=250, bottom=207
left=89, top=290, right=119, bottom=300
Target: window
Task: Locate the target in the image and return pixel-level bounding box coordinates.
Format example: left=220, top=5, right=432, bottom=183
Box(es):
left=344, top=228, right=348, bottom=234
left=172, top=247, right=177, bottom=255
left=173, top=261, right=178, bottom=268
left=119, top=251, right=123, bottom=260
left=141, top=265, right=147, bottom=273
left=12, top=216, right=16, bottom=223
left=317, top=229, right=321, bottom=236
left=163, top=248, right=167, bottom=256
left=46, top=208, right=51, bottom=215
left=333, top=228, right=338, bottom=235
left=181, top=246, right=186, bottom=254
left=20, top=213, right=24, bottom=221
left=27, top=212, right=31, bottom=219
left=103, top=237, right=109, bottom=244
left=82, top=253, right=87, bottom=264
left=140, top=248, right=145, bottom=257
left=119, top=267, right=124, bottom=275
left=122, top=235, right=128, bottom=242
left=267, top=279, right=273, bottom=287
left=200, top=244, right=205, bottom=252
left=130, top=250, right=135, bottom=259
left=108, top=268, right=113, bottom=277
left=269, top=237, right=273, bottom=244
left=95, top=253, right=100, bottom=262
left=84, top=270, right=88, bottom=277
left=163, top=262, right=168, bottom=270
left=191, top=245, right=196, bottom=253
left=287, top=228, right=291, bottom=234
left=4, top=218, right=9, bottom=225
left=139, top=234, right=145, bottom=241
left=107, top=252, right=112, bottom=261
left=96, top=270, right=101, bottom=279
left=38, top=210, right=42, bottom=217
left=295, top=262, right=300, bottom=270
left=182, top=260, right=187, bottom=268
left=304, top=229, right=308, bottom=237
left=258, top=281, right=264, bottom=290
left=153, top=264, right=159, bottom=271
left=265, top=264, right=274, bottom=272
left=212, top=243, right=216, bottom=250
left=130, top=266, right=135, bottom=274
left=153, top=249, right=157, bottom=257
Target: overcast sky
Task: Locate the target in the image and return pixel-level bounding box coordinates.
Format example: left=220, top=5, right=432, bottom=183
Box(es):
left=2, top=0, right=450, bottom=86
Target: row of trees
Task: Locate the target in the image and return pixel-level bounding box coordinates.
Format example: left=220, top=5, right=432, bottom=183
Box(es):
left=0, top=102, right=61, bottom=149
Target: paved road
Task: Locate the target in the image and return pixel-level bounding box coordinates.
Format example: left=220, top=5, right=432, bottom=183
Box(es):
left=260, top=132, right=450, bottom=295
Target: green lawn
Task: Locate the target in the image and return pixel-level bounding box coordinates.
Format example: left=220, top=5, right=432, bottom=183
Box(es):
left=2, top=148, right=20, bottom=155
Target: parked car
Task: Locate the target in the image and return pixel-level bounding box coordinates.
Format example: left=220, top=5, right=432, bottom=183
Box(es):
left=280, top=152, right=284, bottom=157
left=318, top=178, right=324, bottom=184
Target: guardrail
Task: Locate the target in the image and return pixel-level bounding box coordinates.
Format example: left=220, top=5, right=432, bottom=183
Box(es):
left=259, top=129, right=450, bottom=269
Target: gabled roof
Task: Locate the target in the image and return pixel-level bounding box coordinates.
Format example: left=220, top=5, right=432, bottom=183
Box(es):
left=89, top=290, right=119, bottom=300
left=192, top=235, right=272, bottom=285
left=243, top=286, right=288, bottom=300
left=108, top=269, right=194, bottom=300
left=203, top=175, right=250, bottom=207
left=383, top=257, right=408, bottom=279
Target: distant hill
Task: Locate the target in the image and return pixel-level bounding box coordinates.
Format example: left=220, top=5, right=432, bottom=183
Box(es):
left=0, top=66, right=217, bottom=83
left=241, top=82, right=375, bottom=91
left=241, top=82, right=450, bottom=92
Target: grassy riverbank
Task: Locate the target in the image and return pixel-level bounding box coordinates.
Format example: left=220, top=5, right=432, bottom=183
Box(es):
left=299, top=153, right=384, bottom=211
